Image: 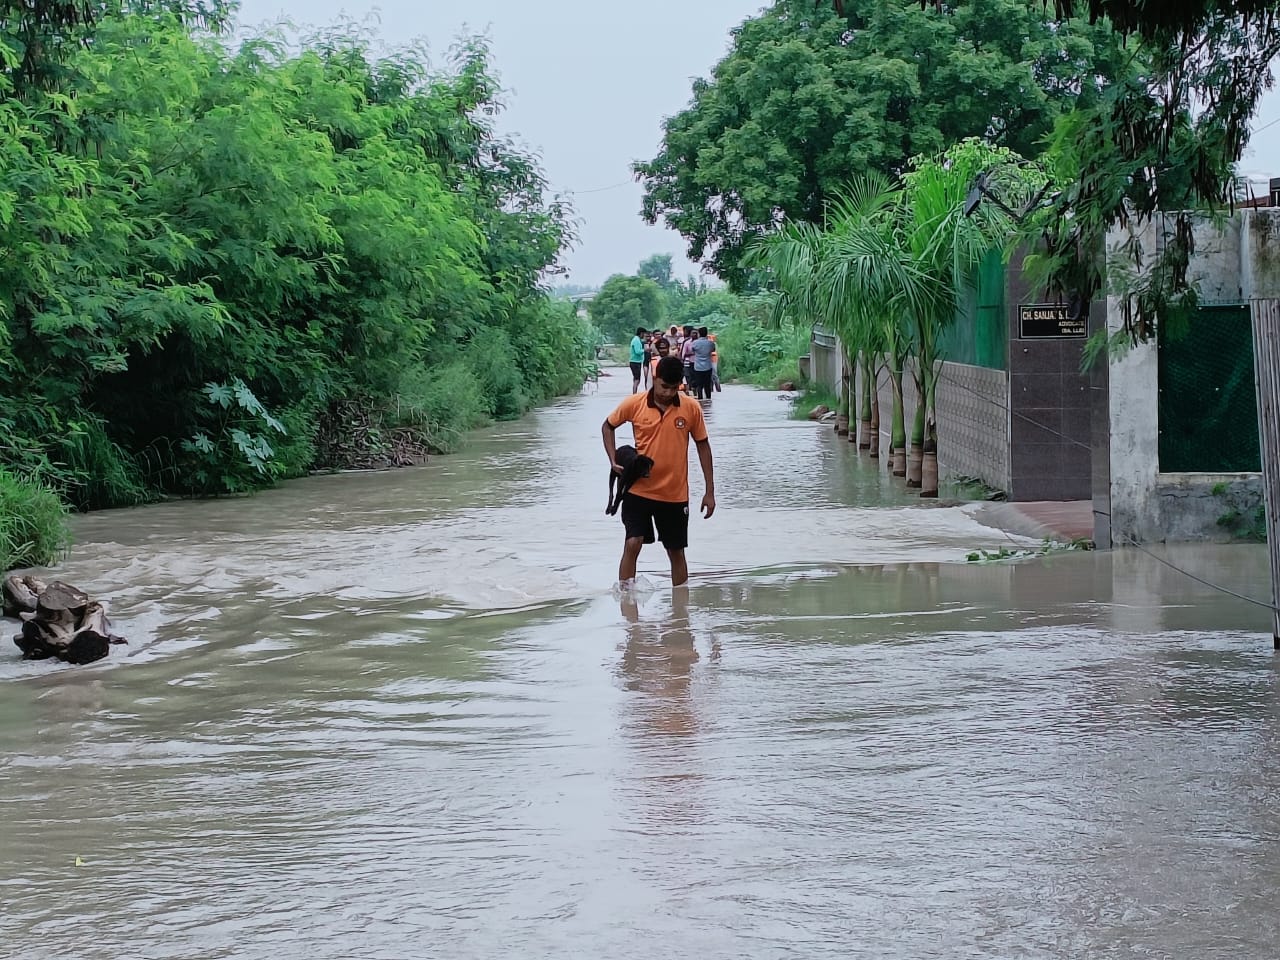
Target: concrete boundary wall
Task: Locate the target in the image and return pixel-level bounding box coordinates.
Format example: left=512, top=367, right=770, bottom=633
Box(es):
left=1104, top=209, right=1278, bottom=542
left=808, top=325, right=843, bottom=396
left=803, top=206, right=1279, bottom=537
left=869, top=361, right=1010, bottom=492
left=1099, top=314, right=1265, bottom=542
left=808, top=327, right=1015, bottom=495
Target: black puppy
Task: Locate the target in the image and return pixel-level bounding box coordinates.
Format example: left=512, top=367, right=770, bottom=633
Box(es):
left=607, top=444, right=654, bottom=515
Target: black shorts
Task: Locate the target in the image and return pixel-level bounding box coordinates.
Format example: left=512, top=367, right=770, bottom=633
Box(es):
left=621, top=493, right=689, bottom=550
left=629, top=361, right=643, bottom=379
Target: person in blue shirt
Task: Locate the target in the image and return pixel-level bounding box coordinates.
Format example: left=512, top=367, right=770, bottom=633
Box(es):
left=629, top=327, right=646, bottom=394
left=691, top=326, right=715, bottom=399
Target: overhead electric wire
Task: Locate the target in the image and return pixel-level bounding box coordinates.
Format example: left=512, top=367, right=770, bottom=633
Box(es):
left=1250, top=113, right=1280, bottom=136
left=566, top=180, right=634, bottom=195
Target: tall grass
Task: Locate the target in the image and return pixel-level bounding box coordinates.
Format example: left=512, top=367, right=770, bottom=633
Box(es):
left=393, top=361, right=490, bottom=454
left=0, top=469, right=71, bottom=573
left=58, top=416, right=151, bottom=511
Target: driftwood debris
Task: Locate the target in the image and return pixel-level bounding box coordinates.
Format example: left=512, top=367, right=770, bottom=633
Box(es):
left=313, top=400, right=431, bottom=471
left=2, top=574, right=46, bottom=618
left=4, top=576, right=126, bottom=665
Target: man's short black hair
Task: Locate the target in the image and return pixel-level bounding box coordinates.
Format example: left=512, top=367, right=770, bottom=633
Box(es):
left=698, top=326, right=709, bottom=337
left=655, top=356, right=684, bottom=384
left=636, top=326, right=647, bottom=336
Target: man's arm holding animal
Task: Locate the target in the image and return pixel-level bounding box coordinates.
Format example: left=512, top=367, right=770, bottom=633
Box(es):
left=696, top=437, right=716, bottom=518
left=602, top=418, right=624, bottom=475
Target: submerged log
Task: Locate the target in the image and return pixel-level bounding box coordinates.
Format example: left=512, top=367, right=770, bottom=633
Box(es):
left=35, top=581, right=89, bottom=620
left=63, top=603, right=113, bottom=665
left=2, top=574, right=47, bottom=618
left=10, top=582, right=125, bottom=665
left=15, top=617, right=58, bottom=660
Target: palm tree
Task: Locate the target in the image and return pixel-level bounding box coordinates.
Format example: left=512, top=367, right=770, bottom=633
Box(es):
left=752, top=174, right=929, bottom=477
left=815, top=175, right=925, bottom=468
left=747, top=220, right=857, bottom=434
left=898, top=139, right=1042, bottom=496
left=751, top=143, right=1039, bottom=497
left=883, top=312, right=911, bottom=475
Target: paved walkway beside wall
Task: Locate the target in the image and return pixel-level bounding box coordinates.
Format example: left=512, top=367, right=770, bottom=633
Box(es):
left=978, top=500, right=1095, bottom=544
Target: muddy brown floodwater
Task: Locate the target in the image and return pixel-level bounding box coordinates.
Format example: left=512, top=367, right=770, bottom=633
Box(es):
left=1, top=370, right=1278, bottom=959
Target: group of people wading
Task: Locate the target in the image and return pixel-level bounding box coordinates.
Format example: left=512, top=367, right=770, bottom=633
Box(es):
left=627, top=325, right=720, bottom=400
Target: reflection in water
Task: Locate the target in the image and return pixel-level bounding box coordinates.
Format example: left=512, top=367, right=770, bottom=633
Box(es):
left=618, top=588, right=715, bottom=729
left=0, top=371, right=1277, bottom=959
left=616, top=587, right=712, bottom=828
left=615, top=588, right=728, bottom=836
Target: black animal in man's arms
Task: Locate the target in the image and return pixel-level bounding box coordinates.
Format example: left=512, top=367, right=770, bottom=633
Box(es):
left=607, top=445, right=654, bottom=515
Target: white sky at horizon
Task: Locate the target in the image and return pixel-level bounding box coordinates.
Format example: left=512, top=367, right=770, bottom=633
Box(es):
left=233, top=1, right=1280, bottom=287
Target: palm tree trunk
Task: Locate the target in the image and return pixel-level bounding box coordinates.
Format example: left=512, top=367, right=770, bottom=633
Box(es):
left=858, top=353, right=873, bottom=449
left=890, top=352, right=907, bottom=476
left=907, top=368, right=924, bottom=487
left=848, top=354, right=862, bottom=443
left=868, top=357, right=881, bottom=459
left=920, top=363, right=939, bottom=498
left=836, top=349, right=851, bottom=435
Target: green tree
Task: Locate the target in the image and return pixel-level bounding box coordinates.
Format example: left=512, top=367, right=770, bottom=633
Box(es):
left=1, top=0, right=230, bottom=94
left=637, top=253, right=674, bottom=289
left=670, top=289, right=742, bottom=331
left=1036, top=0, right=1276, bottom=38
left=636, top=0, right=1128, bottom=288
left=750, top=142, right=1042, bottom=495
left=588, top=274, right=665, bottom=343
left=0, top=9, right=585, bottom=522
left=898, top=140, right=1043, bottom=495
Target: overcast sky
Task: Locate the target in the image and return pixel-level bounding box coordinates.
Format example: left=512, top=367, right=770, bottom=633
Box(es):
left=234, top=0, right=1280, bottom=288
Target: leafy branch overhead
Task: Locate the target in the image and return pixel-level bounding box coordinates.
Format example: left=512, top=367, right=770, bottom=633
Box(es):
left=1027, top=0, right=1280, bottom=346
left=1034, top=1, right=1278, bottom=38
left=710, top=1, right=1280, bottom=350
left=638, top=0, right=1134, bottom=290
left=905, top=0, right=1277, bottom=37
left=1, top=0, right=232, bottom=92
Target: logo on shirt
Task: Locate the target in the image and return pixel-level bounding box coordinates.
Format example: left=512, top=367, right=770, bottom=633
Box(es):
left=675, top=417, right=687, bottom=430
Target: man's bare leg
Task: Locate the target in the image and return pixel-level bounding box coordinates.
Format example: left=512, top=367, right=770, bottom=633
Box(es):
left=670, top=582, right=689, bottom=619
left=667, top=548, right=688, bottom=587
left=619, top=537, right=644, bottom=583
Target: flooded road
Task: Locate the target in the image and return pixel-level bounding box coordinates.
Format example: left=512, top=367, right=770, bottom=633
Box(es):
left=2, top=371, right=1278, bottom=959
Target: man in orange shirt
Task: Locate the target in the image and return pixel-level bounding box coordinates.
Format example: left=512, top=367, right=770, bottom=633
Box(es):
left=602, top=355, right=716, bottom=587
left=648, top=335, right=670, bottom=381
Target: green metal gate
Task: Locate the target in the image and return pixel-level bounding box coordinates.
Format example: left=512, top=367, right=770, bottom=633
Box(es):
left=943, top=249, right=1007, bottom=370
left=1157, top=304, right=1262, bottom=472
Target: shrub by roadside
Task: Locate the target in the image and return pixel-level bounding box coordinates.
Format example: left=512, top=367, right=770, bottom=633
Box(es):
left=713, top=312, right=809, bottom=387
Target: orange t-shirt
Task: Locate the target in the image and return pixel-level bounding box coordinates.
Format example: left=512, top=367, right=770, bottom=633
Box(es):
left=607, top=391, right=708, bottom=503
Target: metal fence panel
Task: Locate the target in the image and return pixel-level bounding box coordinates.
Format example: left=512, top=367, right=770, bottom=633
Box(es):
left=1158, top=304, right=1262, bottom=472
left=942, top=250, right=1007, bottom=370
